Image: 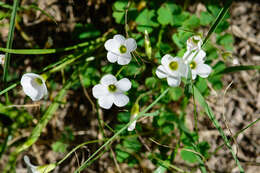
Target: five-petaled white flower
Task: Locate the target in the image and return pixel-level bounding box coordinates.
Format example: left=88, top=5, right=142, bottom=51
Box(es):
left=156, top=54, right=187, bottom=87
left=0, top=54, right=5, bottom=65
left=21, top=73, right=48, bottom=101
left=186, top=35, right=203, bottom=51
left=183, top=49, right=212, bottom=80
left=92, top=74, right=131, bottom=109
left=104, top=34, right=137, bottom=65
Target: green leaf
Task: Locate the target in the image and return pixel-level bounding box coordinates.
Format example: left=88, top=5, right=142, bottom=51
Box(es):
left=112, top=0, right=127, bottom=24
left=162, top=123, right=174, bottom=134
left=168, top=87, right=183, bottom=101
left=172, top=31, right=193, bottom=49
left=215, top=65, right=260, bottom=75
left=195, top=78, right=208, bottom=94
left=217, top=33, right=234, bottom=51
left=3, top=0, right=19, bottom=102
left=180, top=147, right=198, bottom=163
left=52, top=141, right=68, bottom=153
left=200, top=11, right=214, bottom=26
left=202, top=0, right=233, bottom=47
left=157, top=2, right=181, bottom=26
left=123, top=137, right=141, bottom=152
left=72, top=23, right=100, bottom=40
left=172, top=12, right=189, bottom=27
left=136, top=9, right=158, bottom=33
left=183, top=15, right=200, bottom=29
left=193, top=86, right=244, bottom=172
left=117, top=112, right=130, bottom=123
left=145, top=77, right=157, bottom=89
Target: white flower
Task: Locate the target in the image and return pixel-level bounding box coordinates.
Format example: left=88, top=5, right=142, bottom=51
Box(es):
left=0, top=54, right=5, bottom=65
left=92, top=74, right=131, bottom=109
left=155, top=54, right=187, bottom=87
left=104, top=34, right=137, bottom=65
left=128, top=103, right=139, bottom=131
left=186, top=35, right=203, bottom=51
left=24, top=155, right=56, bottom=173
left=183, top=49, right=212, bottom=80
left=21, top=73, right=48, bottom=101
left=24, top=155, right=39, bottom=173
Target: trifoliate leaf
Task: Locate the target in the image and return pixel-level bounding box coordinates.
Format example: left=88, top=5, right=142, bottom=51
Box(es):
left=200, top=11, right=214, bottom=26
left=136, top=9, right=159, bottom=33
left=183, top=15, right=200, bottom=29
left=157, top=2, right=181, bottom=26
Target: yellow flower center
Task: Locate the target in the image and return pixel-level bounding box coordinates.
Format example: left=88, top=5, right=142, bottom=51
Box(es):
left=190, top=61, right=197, bottom=69
left=119, top=45, right=127, bottom=54
left=169, top=61, right=178, bottom=71
left=108, top=84, right=117, bottom=92
left=34, top=77, right=43, bottom=85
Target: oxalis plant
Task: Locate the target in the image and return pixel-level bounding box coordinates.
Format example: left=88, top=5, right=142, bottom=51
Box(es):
left=0, top=0, right=260, bottom=172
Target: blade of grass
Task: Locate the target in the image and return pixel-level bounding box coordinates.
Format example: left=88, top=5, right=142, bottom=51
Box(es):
left=0, top=29, right=116, bottom=55
left=193, top=86, right=244, bottom=173
left=2, top=0, right=20, bottom=103
left=202, top=0, right=233, bottom=47
left=3, top=79, right=75, bottom=172
left=74, top=88, right=170, bottom=172
left=214, top=65, right=260, bottom=75
left=214, top=117, right=260, bottom=155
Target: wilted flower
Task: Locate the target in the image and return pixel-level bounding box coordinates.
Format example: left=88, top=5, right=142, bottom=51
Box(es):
left=0, top=54, right=5, bottom=65
left=24, top=155, right=39, bottom=173
left=21, top=73, right=48, bottom=101
left=92, top=74, right=131, bottom=109
left=104, top=34, right=137, bottom=65
left=156, top=54, right=187, bottom=87
left=186, top=35, right=203, bottom=51
left=183, top=49, right=212, bottom=80
left=24, top=155, right=56, bottom=173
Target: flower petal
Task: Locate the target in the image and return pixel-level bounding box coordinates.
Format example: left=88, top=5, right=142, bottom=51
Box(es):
left=107, top=52, right=118, bottom=63
left=191, top=70, right=197, bottom=80
left=113, top=34, right=125, bottom=44
left=156, top=65, right=168, bottom=79
left=167, top=76, right=181, bottom=87
left=161, top=54, right=174, bottom=67
left=116, top=78, right=131, bottom=92
left=196, top=63, right=212, bottom=78
left=21, top=73, right=47, bottom=101
left=98, top=96, right=113, bottom=109
left=100, top=74, right=117, bottom=85
left=117, top=55, right=131, bottom=65
left=92, top=84, right=108, bottom=99
left=104, top=39, right=120, bottom=54
left=125, top=38, right=137, bottom=52
left=194, top=49, right=206, bottom=63
left=127, top=120, right=136, bottom=131
left=113, top=93, right=129, bottom=107
left=178, top=61, right=188, bottom=78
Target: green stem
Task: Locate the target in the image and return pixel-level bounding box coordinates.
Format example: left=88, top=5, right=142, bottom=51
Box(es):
left=3, top=0, right=19, bottom=103
left=74, top=88, right=169, bottom=172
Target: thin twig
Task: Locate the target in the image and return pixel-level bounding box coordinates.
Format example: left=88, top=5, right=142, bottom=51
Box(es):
left=78, top=74, right=96, bottom=112
left=124, top=1, right=131, bottom=38
left=222, top=81, right=239, bottom=156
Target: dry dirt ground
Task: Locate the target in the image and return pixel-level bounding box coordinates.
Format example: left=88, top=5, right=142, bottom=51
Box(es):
left=0, top=1, right=259, bottom=173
